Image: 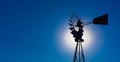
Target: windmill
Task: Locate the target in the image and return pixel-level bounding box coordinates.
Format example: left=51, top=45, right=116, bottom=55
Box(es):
left=69, top=13, right=108, bottom=62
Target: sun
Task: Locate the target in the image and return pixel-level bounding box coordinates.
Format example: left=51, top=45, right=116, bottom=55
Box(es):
left=61, top=26, right=94, bottom=52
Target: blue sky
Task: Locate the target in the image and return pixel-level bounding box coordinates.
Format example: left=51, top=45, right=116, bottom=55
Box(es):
left=0, top=0, right=120, bottom=62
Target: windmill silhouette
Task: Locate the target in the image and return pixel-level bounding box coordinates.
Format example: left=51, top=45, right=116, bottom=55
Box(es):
left=69, top=13, right=108, bottom=62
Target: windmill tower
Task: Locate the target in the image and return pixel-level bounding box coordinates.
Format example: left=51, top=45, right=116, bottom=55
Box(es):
left=69, top=13, right=108, bottom=62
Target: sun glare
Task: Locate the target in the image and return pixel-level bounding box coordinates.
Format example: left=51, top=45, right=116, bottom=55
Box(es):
left=61, top=26, right=94, bottom=52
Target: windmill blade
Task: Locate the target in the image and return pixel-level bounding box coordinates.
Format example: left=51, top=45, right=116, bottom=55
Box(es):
left=69, top=27, right=74, bottom=30
left=69, top=23, right=74, bottom=26
left=69, top=20, right=73, bottom=23
left=93, top=13, right=108, bottom=25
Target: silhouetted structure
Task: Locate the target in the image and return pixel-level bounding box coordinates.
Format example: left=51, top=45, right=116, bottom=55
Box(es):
left=93, top=14, right=108, bottom=25
left=69, top=13, right=108, bottom=62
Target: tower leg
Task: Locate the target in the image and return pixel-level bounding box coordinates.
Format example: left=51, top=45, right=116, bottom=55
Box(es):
left=73, top=42, right=78, bottom=62
left=73, top=42, right=85, bottom=62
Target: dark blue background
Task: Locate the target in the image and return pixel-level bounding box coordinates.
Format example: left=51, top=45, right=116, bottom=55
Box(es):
left=0, top=0, right=120, bottom=62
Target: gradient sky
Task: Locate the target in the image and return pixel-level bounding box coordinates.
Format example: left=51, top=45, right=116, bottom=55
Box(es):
left=0, top=0, right=120, bottom=62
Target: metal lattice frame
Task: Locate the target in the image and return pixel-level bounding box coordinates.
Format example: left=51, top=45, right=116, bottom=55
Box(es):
left=73, top=42, right=85, bottom=62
